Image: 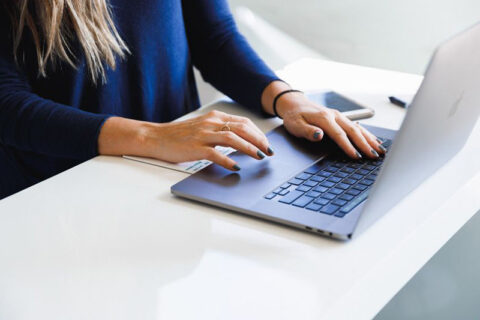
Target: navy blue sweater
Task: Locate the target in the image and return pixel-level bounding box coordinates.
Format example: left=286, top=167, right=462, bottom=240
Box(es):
left=0, top=0, right=279, bottom=199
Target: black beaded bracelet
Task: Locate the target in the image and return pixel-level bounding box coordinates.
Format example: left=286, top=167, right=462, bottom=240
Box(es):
left=273, top=89, right=303, bottom=119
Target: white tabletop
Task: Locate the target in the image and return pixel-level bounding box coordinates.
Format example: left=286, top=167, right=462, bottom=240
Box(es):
left=0, top=59, right=479, bottom=320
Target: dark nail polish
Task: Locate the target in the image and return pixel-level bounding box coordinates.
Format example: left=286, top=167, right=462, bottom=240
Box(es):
left=267, top=146, right=274, bottom=155
left=233, top=164, right=241, bottom=171
left=379, top=145, right=387, bottom=153
left=356, top=151, right=363, bottom=159
left=257, top=150, right=266, bottom=159
left=376, top=138, right=383, bottom=144
left=313, top=131, right=321, bottom=140
left=371, top=149, right=379, bottom=157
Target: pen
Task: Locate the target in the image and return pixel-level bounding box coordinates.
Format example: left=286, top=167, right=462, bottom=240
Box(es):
left=388, top=96, right=407, bottom=108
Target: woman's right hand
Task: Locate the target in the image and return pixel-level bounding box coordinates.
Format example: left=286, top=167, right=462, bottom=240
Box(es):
left=98, top=110, right=273, bottom=171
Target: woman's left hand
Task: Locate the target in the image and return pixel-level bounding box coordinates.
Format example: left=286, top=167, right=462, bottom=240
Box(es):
left=275, top=90, right=387, bottom=159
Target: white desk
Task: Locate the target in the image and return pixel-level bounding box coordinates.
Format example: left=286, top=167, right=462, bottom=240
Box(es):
left=0, top=59, right=479, bottom=320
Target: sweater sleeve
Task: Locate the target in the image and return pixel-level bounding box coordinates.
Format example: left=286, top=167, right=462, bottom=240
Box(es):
left=181, top=0, right=282, bottom=113
left=0, top=36, right=110, bottom=160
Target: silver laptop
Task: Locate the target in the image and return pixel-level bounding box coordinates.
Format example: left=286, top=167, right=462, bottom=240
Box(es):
left=171, top=23, right=480, bottom=240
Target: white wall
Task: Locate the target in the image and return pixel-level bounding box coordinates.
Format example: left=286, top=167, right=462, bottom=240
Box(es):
left=230, top=0, right=480, bottom=74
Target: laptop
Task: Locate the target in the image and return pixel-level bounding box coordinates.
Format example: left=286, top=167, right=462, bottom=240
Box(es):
left=171, top=23, right=480, bottom=240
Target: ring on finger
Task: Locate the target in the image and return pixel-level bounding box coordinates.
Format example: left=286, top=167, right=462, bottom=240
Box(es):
left=220, top=121, right=231, bottom=132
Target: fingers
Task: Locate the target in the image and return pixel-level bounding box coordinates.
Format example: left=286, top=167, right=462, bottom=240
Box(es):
left=356, top=122, right=387, bottom=155
left=209, top=131, right=267, bottom=160
left=336, top=115, right=380, bottom=159
left=228, top=121, right=272, bottom=156
left=285, top=117, right=324, bottom=141
left=221, top=113, right=265, bottom=136
left=297, top=108, right=385, bottom=159
left=203, top=110, right=273, bottom=155
left=321, top=117, right=363, bottom=159
left=202, top=148, right=240, bottom=171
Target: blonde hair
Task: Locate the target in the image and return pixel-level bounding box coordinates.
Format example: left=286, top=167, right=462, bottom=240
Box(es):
left=7, top=0, right=129, bottom=84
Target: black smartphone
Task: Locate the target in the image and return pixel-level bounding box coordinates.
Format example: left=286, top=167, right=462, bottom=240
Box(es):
left=306, top=91, right=375, bottom=120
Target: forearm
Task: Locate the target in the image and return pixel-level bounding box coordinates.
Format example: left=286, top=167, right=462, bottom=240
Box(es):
left=97, top=116, right=159, bottom=157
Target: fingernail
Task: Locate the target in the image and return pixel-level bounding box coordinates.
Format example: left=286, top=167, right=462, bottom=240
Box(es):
left=379, top=145, right=387, bottom=153
left=267, top=146, right=274, bottom=155
left=371, top=149, right=379, bottom=157
left=313, top=131, right=321, bottom=140
left=233, top=164, right=241, bottom=171
left=376, top=138, right=383, bottom=144
left=257, top=150, right=266, bottom=159
left=356, top=151, right=363, bottom=159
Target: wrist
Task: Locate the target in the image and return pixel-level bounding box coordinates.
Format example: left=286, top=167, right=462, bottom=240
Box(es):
left=273, top=90, right=303, bottom=118
left=261, top=80, right=291, bottom=115
left=275, top=90, right=305, bottom=118
left=98, top=116, right=157, bottom=156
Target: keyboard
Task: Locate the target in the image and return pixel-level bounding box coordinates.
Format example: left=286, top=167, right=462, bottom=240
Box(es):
left=264, top=139, right=393, bottom=218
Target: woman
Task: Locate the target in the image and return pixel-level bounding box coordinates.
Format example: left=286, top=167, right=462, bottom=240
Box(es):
left=0, top=0, right=385, bottom=199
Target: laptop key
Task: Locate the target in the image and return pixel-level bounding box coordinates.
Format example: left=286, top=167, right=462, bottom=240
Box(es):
left=273, top=187, right=283, bottom=194
left=334, top=172, right=349, bottom=178
left=363, top=165, right=376, bottom=170
left=304, top=180, right=318, bottom=187
left=340, top=190, right=369, bottom=213
left=288, top=178, right=303, bottom=185
left=332, top=199, right=347, bottom=206
left=318, top=171, right=332, bottom=178
left=279, top=190, right=303, bottom=204
left=357, top=169, right=370, bottom=175
left=320, top=181, right=336, bottom=188
left=314, top=185, right=328, bottom=193
left=306, top=202, right=322, bottom=211
left=314, top=198, right=330, bottom=205
left=382, top=139, right=393, bottom=147
left=278, top=189, right=289, bottom=196
left=341, top=167, right=355, bottom=173
left=296, top=185, right=311, bottom=192
left=320, top=204, right=340, bottom=215
left=292, top=195, right=313, bottom=208
left=346, top=189, right=361, bottom=196
left=327, top=176, right=342, bottom=183
left=322, top=193, right=336, bottom=200
left=264, top=193, right=276, bottom=200
left=296, top=173, right=312, bottom=180
left=304, top=163, right=323, bottom=175
left=351, top=173, right=363, bottom=180
left=310, top=175, right=325, bottom=182
left=336, top=183, right=350, bottom=190
left=343, top=178, right=357, bottom=185
left=353, top=184, right=368, bottom=191
left=339, top=194, right=354, bottom=201
left=306, top=190, right=321, bottom=198
left=280, top=183, right=291, bottom=189
left=329, top=188, right=343, bottom=195
left=361, top=179, right=374, bottom=186
left=325, top=166, right=339, bottom=173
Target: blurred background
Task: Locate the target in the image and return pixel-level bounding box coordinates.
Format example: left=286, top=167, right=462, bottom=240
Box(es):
left=194, top=1, right=480, bottom=319
left=197, top=0, right=480, bottom=105
left=230, top=0, right=480, bottom=73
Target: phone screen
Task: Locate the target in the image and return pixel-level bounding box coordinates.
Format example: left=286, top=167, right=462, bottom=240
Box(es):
left=307, top=91, right=366, bottom=112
